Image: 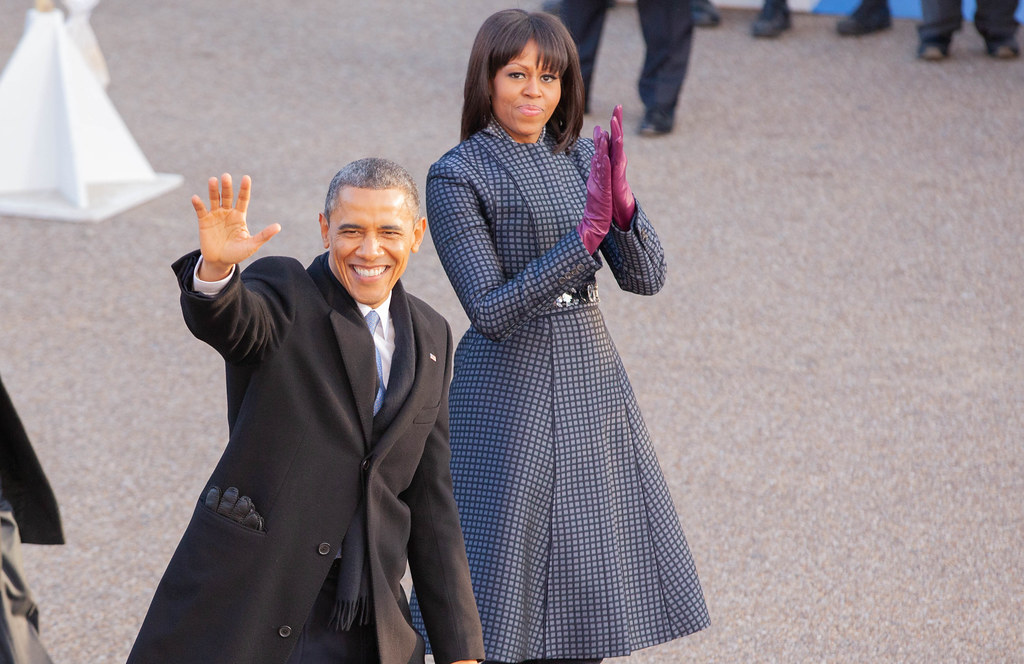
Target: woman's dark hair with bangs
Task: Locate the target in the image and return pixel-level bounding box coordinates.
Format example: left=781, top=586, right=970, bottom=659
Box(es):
left=461, top=9, right=585, bottom=152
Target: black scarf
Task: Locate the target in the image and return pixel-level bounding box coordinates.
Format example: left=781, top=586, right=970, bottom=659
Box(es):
left=330, top=492, right=373, bottom=631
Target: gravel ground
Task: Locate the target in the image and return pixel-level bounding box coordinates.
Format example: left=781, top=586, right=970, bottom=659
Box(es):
left=1, top=1, right=1022, bottom=662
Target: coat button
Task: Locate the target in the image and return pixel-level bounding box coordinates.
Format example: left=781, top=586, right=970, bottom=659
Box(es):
left=361, top=457, right=372, bottom=472
left=318, top=542, right=331, bottom=556
left=278, top=625, right=292, bottom=638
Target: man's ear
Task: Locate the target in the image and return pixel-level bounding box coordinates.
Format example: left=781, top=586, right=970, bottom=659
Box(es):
left=410, top=216, right=427, bottom=253
left=318, top=212, right=330, bottom=249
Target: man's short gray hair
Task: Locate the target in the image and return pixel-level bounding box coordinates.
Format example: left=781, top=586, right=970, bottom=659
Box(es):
left=323, top=158, right=420, bottom=222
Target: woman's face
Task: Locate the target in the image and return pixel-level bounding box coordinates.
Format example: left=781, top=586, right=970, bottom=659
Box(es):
left=490, top=39, right=561, bottom=144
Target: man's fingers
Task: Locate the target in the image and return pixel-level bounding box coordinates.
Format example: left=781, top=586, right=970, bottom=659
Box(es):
left=220, top=173, right=234, bottom=209
left=252, top=223, right=282, bottom=247
left=235, top=175, right=252, bottom=214
left=207, top=176, right=221, bottom=210
left=191, top=194, right=209, bottom=219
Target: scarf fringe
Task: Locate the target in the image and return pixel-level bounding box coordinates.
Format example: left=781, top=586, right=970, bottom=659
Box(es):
left=329, top=596, right=373, bottom=632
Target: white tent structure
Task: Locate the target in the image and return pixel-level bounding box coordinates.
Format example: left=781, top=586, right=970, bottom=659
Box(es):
left=0, top=7, right=181, bottom=222
left=64, top=0, right=110, bottom=88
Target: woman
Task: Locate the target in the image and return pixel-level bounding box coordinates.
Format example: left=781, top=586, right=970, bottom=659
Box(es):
left=418, top=9, right=709, bottom=664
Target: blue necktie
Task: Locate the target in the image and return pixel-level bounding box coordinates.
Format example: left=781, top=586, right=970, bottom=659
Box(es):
left=364, top=310, right=385, bottom=415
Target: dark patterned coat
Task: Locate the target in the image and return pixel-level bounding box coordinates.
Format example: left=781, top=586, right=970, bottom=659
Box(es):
left=413, top=123, right=710, bottom=661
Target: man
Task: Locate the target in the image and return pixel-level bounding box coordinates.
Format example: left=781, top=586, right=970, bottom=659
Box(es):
left=0, top=374, right=64, bottom=664
left=127, top=159, right=484, bottom=664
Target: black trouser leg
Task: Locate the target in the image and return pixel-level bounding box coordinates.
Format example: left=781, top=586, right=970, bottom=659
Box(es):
left=561, top=0, right=610, bottom=111
left=636, top=0, right=693, bottom=119
left=286, top=564, right=379, bottom=664
left=973, top=0, right=1020, bottom=39
left=917, top=0, right=963, bottom=40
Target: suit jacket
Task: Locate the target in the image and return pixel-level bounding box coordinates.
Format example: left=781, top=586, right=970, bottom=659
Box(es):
left=127, top=251, right=483, bottom=664
left=0, top=375, right=63, bottom=545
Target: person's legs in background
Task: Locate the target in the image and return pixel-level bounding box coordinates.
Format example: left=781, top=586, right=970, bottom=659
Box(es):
left=636, top=0, right=694, bottom=135
left=751, top=0, right=792, bottom=37
left=917, top=0, right=963, bottom=58
left=836, top=0, right=892, bottom=35
left=559, top=0, right=612, bottom=114
left=973, top=0, right=1021, bottom=57
left=691, top=0, right=722, bottom=27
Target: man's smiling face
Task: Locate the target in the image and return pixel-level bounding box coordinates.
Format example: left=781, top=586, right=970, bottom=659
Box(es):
left=319, top=186, right=426, bottom=308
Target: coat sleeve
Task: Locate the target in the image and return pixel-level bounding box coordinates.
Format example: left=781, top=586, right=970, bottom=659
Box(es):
left=402, top=321, right=485, bottom=664
left=426, top=156, right=600, bottom=342
left=172, top=251, right=299, bottom=366
left=599, top=201, right=668, bottom=296
left=566, top=138, right=667, bottom=297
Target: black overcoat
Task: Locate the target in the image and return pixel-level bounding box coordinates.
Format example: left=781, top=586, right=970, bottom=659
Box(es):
left=127, top=251, right=483, bottom=664
left=0, top=375, right=63, bottom=546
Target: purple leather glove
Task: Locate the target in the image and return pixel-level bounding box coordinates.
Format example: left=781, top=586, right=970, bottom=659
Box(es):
left=577, top=126, right=613, bottom=255
left=609, top=105, right=636, bottom=230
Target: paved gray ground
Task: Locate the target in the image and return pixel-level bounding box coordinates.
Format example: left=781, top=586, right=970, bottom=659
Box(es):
left=1, top=0, right=1022, bottom=662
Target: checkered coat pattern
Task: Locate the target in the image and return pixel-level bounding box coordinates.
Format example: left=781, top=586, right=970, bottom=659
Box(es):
left=414, top=123, right=709, bottom=661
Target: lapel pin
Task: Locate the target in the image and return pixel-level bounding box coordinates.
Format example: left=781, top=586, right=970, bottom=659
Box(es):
left=429, top=353, right=437, bottom=362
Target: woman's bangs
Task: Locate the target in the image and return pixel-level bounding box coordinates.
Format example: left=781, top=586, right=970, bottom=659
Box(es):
left=533, top=29, right=570, bottom=75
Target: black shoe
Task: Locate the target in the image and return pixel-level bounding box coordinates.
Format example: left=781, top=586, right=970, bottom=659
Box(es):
left=638, top=109, right=674, bottom=136
left=917, top=36, right=950, bottom=60
left=751, top=2, right=791, bottom=37
left=985, top=35, right=1020, bottom=58
left=836, top=2, right=891, bottom=35
left=692, top=0, right=722, bottom=27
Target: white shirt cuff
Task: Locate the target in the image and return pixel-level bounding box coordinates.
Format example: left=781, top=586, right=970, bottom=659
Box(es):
left=192, top=257, right=235, bottom=296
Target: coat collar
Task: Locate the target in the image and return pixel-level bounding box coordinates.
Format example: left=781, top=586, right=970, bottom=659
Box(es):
left=308, top=253, right=378, bottom=444
left=483, top=117, right=549, bottom=145
left=307, top=253, right=433, bottom=453
left=369, top=297, right=447, bottom=466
